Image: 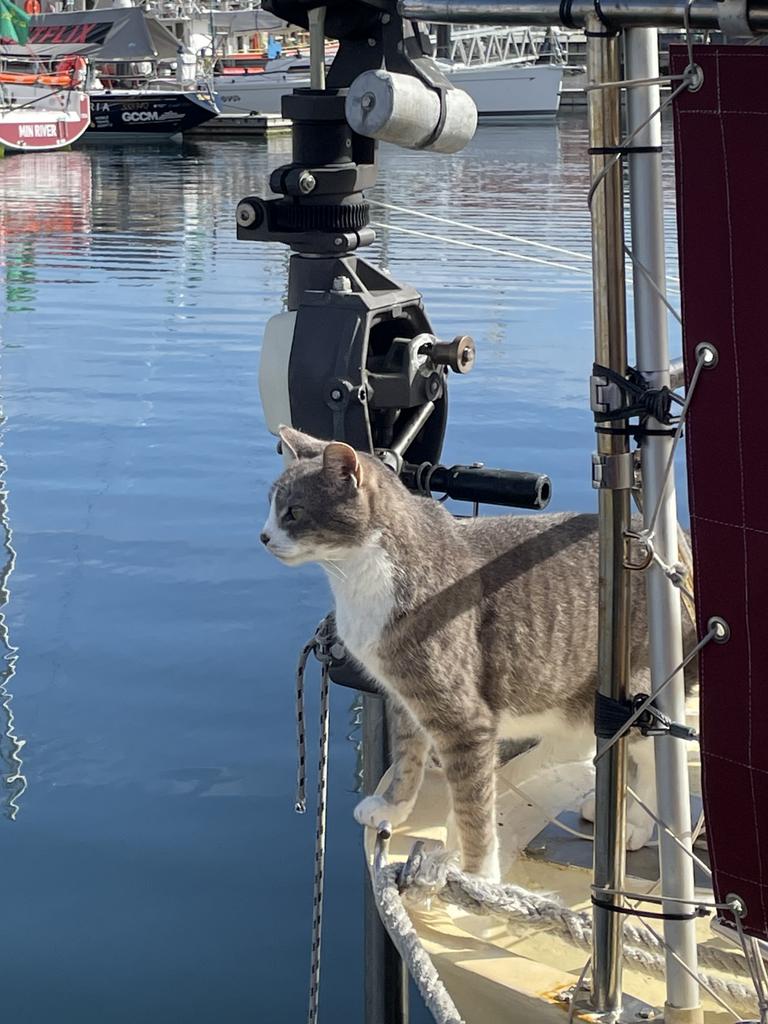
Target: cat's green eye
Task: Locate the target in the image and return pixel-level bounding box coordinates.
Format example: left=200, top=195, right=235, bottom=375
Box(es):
left=285, top=506, right=303, bottom=523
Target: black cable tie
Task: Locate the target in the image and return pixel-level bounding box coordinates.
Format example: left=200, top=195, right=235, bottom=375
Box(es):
left=596, top=425, right=679, bottom=440
left=591, top=897, right=705, bottom=921
left=588, top=145, right=663, bottom=155
left=594, top=692, right=697, bottom=741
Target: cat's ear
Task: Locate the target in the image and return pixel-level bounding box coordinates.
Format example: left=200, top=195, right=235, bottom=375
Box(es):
left=323, top=442, right=363, bottom=488
left=277, top=425, right=325, bottom=461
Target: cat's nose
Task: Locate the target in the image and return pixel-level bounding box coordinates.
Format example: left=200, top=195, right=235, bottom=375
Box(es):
left=260, top=531, right=270, bottom=546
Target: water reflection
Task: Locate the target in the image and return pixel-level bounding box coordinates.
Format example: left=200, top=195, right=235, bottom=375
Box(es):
left=0, top=442, right=26, bottom=820
left=0, top=151, right=93, bottom=313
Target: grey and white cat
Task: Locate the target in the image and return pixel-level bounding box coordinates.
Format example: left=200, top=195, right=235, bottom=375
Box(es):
left=261, top=426, right=694, bottom=881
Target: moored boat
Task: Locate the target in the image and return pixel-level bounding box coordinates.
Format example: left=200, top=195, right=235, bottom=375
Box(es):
left=0, top=53, right=90, bottom=152
left=214, top=48, right=562, bottom=119
left=11, top=6, right=218, bottom=141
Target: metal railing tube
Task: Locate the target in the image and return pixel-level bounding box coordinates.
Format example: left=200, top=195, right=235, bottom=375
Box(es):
left=625, top=26, right=703, bottom=1023
left=587, top=15, right=631, bottom=1017
left=363, top=695, right=410, bottom=1024
left=400, top=0, right=768, bottom=31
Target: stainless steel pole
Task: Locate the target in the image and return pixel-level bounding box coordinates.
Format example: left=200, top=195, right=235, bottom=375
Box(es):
left=625, top=27, right=703, bottom=1023
left=587, top=17, right=631, bottom=1018
left=308, top=6, right=327, bottom=91
left=401, top=0, right=768, bottom=31
left=363, top=694, right=409, bottom=1024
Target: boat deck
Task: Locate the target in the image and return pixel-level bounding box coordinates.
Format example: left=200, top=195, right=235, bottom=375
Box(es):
left=364, top=711, right=749, bottom=1024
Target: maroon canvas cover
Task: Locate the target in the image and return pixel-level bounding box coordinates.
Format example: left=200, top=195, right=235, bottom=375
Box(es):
left=672, top=44, right=768, bottom=940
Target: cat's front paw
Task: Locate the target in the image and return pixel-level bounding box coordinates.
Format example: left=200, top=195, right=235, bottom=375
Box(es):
left=354, top=795, right=412, bottom=829
left=580, top=793, right=596, bottom=823
left=625, top=805, right=655, bottom=850
left=465, top=849, right=501, bottom=884
left=582, top=794, right=653, bottom=850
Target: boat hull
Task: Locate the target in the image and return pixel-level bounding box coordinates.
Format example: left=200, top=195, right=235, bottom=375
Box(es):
left=214, top=71, right=300, bottom=116
left=86, top=89, right=218, bottom=140
left=447, top=62, right=563, bottom=119
left=214, top=61, right=563, bottom=119
left=0, top=91, right=90, bottom=152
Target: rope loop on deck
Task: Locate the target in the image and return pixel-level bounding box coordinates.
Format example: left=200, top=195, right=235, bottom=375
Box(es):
left=371, top=826, right=759, bottom=1014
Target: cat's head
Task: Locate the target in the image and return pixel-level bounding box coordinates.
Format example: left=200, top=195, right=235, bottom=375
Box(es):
left=261, top=426, right=389, bottom=566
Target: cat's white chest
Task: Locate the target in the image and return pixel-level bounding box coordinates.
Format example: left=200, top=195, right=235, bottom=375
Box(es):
left=326, top=543, right=396, bottom=674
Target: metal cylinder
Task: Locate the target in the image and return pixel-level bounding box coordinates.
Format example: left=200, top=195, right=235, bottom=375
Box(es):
left=587, top=18, right=631, bottom=1017
left=425, top=464, right=551, bottom=509
left=308, top=6, right=326, bottom=91
left=400, top=0, right=768, bottom=30
left=346, top=70, right=477, bottom=154
left=625, top=27, right=702, bottom=1020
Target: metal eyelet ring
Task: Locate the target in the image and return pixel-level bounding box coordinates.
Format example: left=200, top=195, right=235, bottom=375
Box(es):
left=726, top=892, right=747, bottom=918
left=623, top=529, right=654, bottom=571
left=708, top=616, right=730, bottom=644
left=695, top=341, right=719, bottom=369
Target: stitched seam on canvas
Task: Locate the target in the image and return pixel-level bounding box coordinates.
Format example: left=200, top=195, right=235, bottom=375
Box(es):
left=716, top=51, right=765, bottom=932
left=691, top=513, right=768, bottom=536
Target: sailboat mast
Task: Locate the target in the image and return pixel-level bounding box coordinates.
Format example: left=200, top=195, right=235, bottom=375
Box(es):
left=585, top=17, right=632, bottom=1015
left=624, top=27, right=702, bottom=1021
left=435, top=23, right=452, bottom=58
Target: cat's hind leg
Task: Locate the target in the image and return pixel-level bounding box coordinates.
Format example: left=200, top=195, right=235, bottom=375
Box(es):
left=581, top=736, right=657, bottom=851
left=354, top=698, right=430, bottom=829
left=434, top=722, right=500, bottom=882
left=626, top=735, right=656, bottom=850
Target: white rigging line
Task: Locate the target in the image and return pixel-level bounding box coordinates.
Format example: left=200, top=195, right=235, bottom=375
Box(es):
left=369, top=198, right=682, bottom=290
left=626, top=785, right=712, bottom=879
left=633, top=912, right=741, bottom=1020
left=369, top=220, right=594, bottom=276
left=624, top=244, right=683, bottom=324
left=369, top=198, right=593, bottom=263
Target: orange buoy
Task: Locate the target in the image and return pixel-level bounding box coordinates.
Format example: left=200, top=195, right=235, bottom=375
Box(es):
left=24, top=0, right=42, bottom=14
left=56, top=54, right=87, bottom=86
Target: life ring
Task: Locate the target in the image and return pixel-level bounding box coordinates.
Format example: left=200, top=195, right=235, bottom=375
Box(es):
left=56, top=54, right=87, bottom=86
left=24, top=0, right=41, bottom=14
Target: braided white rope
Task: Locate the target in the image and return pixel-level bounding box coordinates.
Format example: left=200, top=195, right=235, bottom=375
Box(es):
left=374, top=830, right=465, bottom=1024
left=371, top=836, right=758, bottom=1010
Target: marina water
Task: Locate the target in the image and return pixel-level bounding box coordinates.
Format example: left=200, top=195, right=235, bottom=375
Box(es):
left=0, top=118, right=681, bottom=1022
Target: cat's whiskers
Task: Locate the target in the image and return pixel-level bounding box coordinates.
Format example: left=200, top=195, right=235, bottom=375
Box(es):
left=322, top=559, right=347, bottom=582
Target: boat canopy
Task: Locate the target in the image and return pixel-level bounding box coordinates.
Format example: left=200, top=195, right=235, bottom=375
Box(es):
left=209, top=10, right=287, bottom=32
left=1, top=7, right=182, bottom=61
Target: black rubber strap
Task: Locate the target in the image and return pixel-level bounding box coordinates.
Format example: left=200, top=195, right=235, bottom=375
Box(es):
left=592, top=0, right=619, bottom=31
left=596, top=425, right=678, bottom=439
left=595, top=691, right=635, bottom=739
left=416, top=84, right=449, bottom=150
left=588, top=145, right=663, bottom=155
left=591, top=897, right=703, bottom=922
left=559, top=0, right=577, bottom=28
left=593, top=362, right=678, bottom=426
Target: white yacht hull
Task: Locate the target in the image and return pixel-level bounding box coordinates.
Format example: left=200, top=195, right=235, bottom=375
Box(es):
left=214, top=61, right=562, bottom=120
left=448, top=62, right=562, bottom=119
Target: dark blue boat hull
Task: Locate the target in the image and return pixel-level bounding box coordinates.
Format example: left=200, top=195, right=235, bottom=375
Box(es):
left=87, top=90, right=219, bottom=138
